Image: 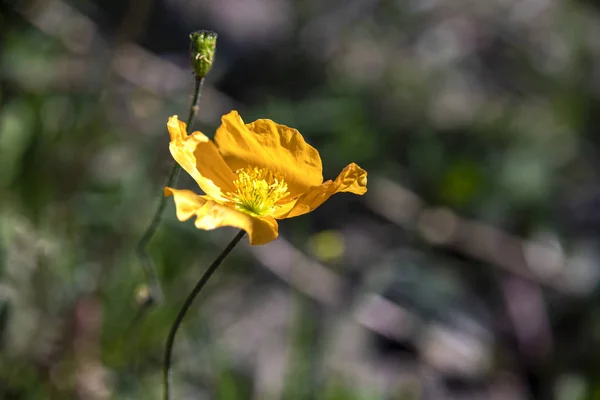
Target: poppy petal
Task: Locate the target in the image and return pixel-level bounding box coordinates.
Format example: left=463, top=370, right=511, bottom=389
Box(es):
left=167, top=116, right=237, bottom=201
left=214, top=111, right=323, bottom=197
left=278, top=163, right=367, bottom=219
left=165, top=187, right=279, bottom=245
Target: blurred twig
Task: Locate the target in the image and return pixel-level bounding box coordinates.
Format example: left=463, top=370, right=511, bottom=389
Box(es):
left=367, top=176, right=578, bottom=294
left=14, top=0, right=233, bottom=106
left=248, top=238, right=344, bottom=307
left=500, top=277, right=555, bottom=399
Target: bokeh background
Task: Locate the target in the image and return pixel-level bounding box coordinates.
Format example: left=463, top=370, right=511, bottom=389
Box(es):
left=2, top=0, right=600, bottom=398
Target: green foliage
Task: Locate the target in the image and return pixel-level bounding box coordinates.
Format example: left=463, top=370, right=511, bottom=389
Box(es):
left=2, top=0, right=600, bottom=398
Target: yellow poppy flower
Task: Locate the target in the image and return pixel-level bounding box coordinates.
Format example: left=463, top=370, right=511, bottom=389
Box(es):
left=164, top=111, right=367, bottom=245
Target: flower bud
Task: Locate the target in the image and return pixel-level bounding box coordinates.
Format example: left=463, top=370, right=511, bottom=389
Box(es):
left=189, top=30, right=217, bottom=78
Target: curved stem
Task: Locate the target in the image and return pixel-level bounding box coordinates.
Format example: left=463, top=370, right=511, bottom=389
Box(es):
left=135, top=77, right=205, bottom=306
left=163, top=229, right=246, bottom=400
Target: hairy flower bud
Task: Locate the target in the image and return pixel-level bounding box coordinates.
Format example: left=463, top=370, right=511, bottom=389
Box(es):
left=189, top=30, right=217, bottom=78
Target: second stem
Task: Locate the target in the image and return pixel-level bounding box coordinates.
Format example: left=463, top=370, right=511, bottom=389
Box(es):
left=136, top=76, right=205, bottom=305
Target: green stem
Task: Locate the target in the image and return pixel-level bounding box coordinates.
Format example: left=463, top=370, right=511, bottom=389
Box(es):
left=163, top=229, right=246, bottom=400
left=135, top=77, right=205, bottom=306
left=186, top=77, right=204, bottom=126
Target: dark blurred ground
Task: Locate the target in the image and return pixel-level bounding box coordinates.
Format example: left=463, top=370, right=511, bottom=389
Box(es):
left=2, top=0, right=600, bottom=399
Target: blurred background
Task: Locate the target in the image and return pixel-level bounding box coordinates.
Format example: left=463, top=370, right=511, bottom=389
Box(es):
left=2, top=0, right=600, bottom=398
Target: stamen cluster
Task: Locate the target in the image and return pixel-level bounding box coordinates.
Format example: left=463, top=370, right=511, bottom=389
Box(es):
left=227, top=167, right=289, bottom=216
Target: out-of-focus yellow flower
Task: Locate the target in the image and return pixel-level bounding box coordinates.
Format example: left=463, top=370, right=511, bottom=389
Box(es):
left=164, top=111, right=367, bottom=245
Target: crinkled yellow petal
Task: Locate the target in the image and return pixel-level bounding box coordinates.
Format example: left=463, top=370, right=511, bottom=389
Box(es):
left=167, top=116, right=237, bottom=202
left=214, top=111, right=323, bottom=197
left=167, top=116, right=188, bottom=142
left=165, top=187, right=279, bottom=245
left=277, top=162, right=367, bottom=219
left=270, top=199, right=298, bottom=219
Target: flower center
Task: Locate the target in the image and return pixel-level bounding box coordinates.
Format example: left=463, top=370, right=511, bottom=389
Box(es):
left=226, top=167, right=289, bottom=216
